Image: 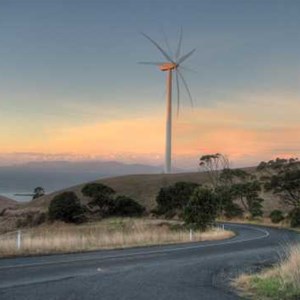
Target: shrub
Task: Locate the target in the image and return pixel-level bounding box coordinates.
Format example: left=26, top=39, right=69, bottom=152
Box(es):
left=184, top=187, right=218, bottom=231
left=48, top=192, right=86, bottom=223
left=112, top=196, right=145, bottom=217
left=224, top=202, right=244, bottom=219
left=82, top=183, right=115, bottom=198
left=289, top=208, right=300, bottom=228
left=16, top=212, right=47, bottom=228
left=88, top=194, right=115, bottom=217
left=155, top=182, right=199, bottom=215
left=269, top=210, right=284, bottom=224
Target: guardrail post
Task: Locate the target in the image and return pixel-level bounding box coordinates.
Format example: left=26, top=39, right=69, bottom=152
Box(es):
left=189, top=228, right=193, bottom=241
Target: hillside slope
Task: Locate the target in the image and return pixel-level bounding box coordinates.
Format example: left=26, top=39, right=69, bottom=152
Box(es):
left=23, top=168, right=285, bottom=214
left=0, top=196, right=17, bottom=211
left=26, top=172, right=211, bottom=211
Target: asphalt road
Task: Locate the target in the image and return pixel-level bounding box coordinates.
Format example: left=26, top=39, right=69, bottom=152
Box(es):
left=0, top=223, right=299, bottom=300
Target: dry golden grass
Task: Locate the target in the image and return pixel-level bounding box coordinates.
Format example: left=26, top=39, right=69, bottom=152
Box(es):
left=0, top=218, right=234, bottom=257
left=233, top=245, right=300, bottom=299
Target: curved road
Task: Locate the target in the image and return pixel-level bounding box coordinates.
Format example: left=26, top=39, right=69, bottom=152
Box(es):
left=0, top=224, right=299, bottom=300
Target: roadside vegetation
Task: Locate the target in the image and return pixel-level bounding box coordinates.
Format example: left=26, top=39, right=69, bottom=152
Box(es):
left=0, top=179, right=234, bottom=257
left=0, top=218, right=234, bottom=257
left=233, top=245, right=300, bottom=300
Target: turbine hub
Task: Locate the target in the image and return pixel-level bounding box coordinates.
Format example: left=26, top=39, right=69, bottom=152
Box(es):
left=159, top=62, right=177, bottom=71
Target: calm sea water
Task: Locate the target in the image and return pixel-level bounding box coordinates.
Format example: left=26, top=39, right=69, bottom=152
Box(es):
left=1, top=192, right=32, bottom=202
left=0, top=161, right=163, bottom=202
left=0, top=170, right=106, bottom=202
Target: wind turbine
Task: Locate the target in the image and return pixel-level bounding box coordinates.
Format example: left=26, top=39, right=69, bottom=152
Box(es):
left=140, top=31, right=195, bottom=173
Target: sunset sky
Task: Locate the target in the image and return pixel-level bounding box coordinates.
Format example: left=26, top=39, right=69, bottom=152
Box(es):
left=1, top=0, right=300, bottom=169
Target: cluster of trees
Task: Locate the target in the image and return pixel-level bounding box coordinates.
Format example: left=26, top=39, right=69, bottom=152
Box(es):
left=154, top=182, right=199, bottom=217
left=199, top=153, right=264, bottom=219
left=48, top=183, right=145, bottom=224
left=257, top=157, right=300, bottom=227
left=199, top=154, right=300, bottom=228
left=154, top=154, right=300, bottom=230
left=154, top=181, right=218, bottom=230
left=45, top=155, right=300, bottom=229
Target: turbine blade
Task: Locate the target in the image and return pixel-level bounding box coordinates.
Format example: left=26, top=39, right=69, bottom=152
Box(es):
left=177, top=69, right=194, bottom=107
left=162, top=28, right=174, bottom=59
left=141, top=32, right=174, bottom=62
left=177, top=48, right=196, bottom=65
left=175, top=70, right=180, bottom=117
left=138, top=61, right=165, bottom=65
left=180, top=65, right=198, bottom=74
left=175, top=27, right=183, bottom=61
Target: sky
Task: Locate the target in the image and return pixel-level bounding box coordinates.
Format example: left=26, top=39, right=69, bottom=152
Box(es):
left=0, top=0, right=300, bottom=169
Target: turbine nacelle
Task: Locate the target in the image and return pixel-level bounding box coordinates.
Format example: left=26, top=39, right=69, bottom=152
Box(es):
left=159, top=62, right=177, bottom=72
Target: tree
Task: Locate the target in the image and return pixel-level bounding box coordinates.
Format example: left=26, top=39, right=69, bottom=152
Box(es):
left=289, top=208, right=300, bottom=228
left=184, top=187, right=218, bottom=231
left=257, top=157, right=299, bottom=175
left=199, top=153, right=230, bottom=188
left=266, top=169, right=300, bottom=209
left=82, top=183, right=116, bottom=217
left=215, top=185, right=243, bottom=219
left=32, top=187, right=45, bottom=199
left=269, top=210, right=284, bottom=224
left=258, top=158, right=300, bottom=209
left=155, top=182, right=199, bottom=215
left=48, top=192, right=86, bottom=223
left=87, top=193, right=115, bottom=217
left=112, top=196, right=145, bottom=217
left=231, top=181, right=264, bottom=218
left=82, top=183, right=115, bottom=198
left=82, top=183, right=145, bottom=218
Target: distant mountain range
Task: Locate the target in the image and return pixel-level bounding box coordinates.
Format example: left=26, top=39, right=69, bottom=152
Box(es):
left=0, top=160, right=172, bottom=201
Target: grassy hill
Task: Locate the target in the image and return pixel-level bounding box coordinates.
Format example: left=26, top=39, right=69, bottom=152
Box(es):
left=0, top=195, right=17, bottom=211
left=22, top=168, right=285, bottom=214
left=26, top=172, right=211, bottom=211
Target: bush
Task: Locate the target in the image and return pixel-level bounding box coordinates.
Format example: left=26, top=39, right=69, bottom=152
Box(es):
left=215, top=185, right=243, bottom=218
left=112, top=196, right=145, bottom=217
left=248, top=197, right=264, bottom=218
left=82, top=183, right=115, bottom=198
left=16, top=212, right=47, bottom=228
left=48, top=192, right=86, bottom=223
left=289, top=208, right=300, bottom=228
left=224, top=202, right=244, bottom=219
left=155, top=182, right=199, bottom=215
left=88, top=194, right=115, bottom=217
left=184, top=187, right=218, bottom=231
left=269, top=210, right=284, bottom=224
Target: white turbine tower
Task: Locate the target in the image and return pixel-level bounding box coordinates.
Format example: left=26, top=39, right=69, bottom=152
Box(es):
left=140, top=31, right=195, bottom=173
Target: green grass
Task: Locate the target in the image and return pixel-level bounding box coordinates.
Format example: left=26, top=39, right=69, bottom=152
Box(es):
left=248, top=276, right=300, bottom=300
left=234, top=245, right=300, bottom=300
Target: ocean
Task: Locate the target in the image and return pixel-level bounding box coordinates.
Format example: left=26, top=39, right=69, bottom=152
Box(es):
left=0, top=169, right=106, bottom=202
left=0, top=161, right=163, bottom=202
